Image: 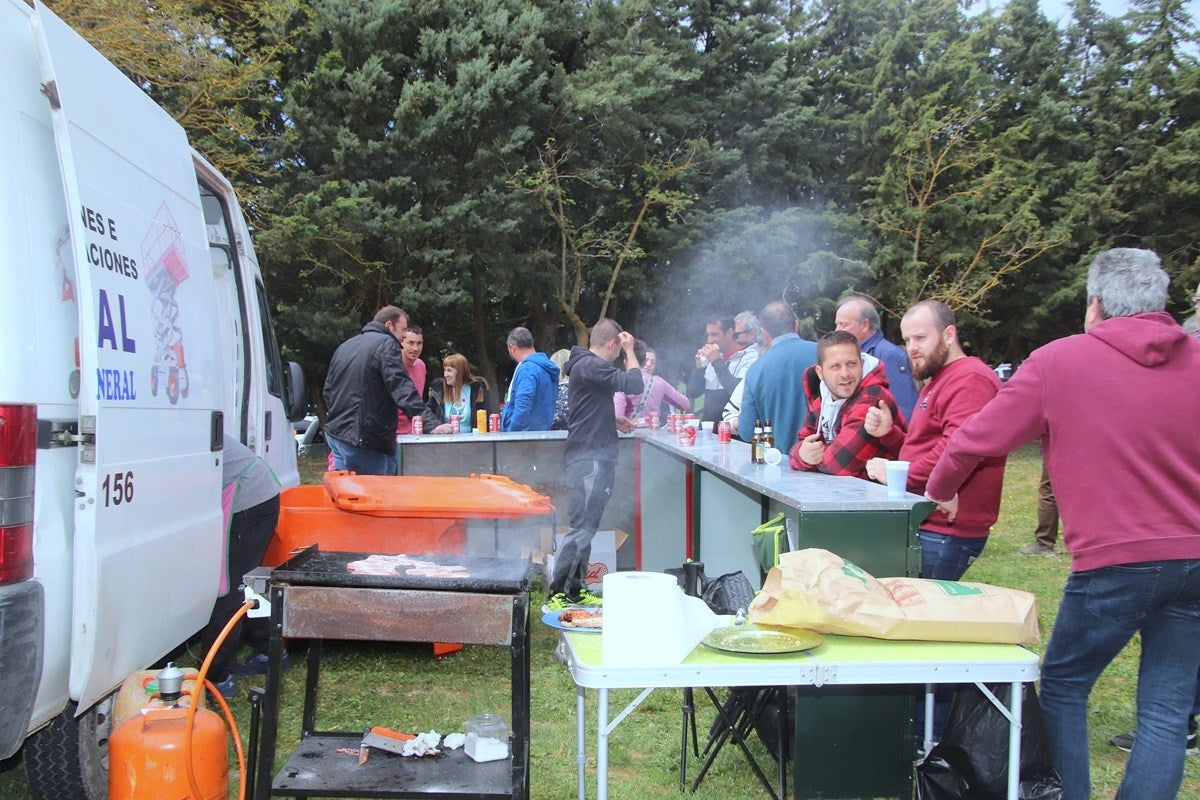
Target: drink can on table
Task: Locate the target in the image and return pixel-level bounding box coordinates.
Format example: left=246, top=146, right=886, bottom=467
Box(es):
left=489, top=413, right=501, bottom=433
left=717, top=420, right=732, bottom=443
left=449, top=414, right=460, bottom=433
left=411, top=415, right=424, bottom=435
left=678, top=424, right=697, bottom=446
left=648, top=411, right=660, bottom=430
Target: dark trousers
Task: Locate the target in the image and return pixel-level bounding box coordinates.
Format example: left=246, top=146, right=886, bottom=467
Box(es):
left=199, top=494, right=280, bottom=681
left=1034, top=462, right=1059, bottom=547
left=550, top=459, right=616, bottom=597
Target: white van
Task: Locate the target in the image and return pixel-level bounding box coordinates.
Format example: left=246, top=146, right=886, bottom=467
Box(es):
left=0, top=1, right=305, bottom=796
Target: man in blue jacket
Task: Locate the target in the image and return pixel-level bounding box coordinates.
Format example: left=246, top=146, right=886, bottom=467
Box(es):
left=835, top=295, right=917, bottom=422
left=501, top=327, right=559, bottom=431
left=738, top=301, right=818, bottom=453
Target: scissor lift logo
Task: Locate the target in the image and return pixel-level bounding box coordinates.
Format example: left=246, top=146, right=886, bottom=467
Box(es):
left=143, top=203, right=190, bottom=404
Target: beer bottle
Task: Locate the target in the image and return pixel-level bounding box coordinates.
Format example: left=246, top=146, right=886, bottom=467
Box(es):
left=752, top=420, right=764, bottom=464
left=764, top=418, right=775, bottom=451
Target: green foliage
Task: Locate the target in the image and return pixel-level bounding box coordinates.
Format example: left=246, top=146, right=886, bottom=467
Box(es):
left=47, top=0, right=1200, bottom=386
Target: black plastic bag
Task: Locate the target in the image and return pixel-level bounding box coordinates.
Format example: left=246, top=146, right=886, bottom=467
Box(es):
left=664, top=563, right=756, bottom=616
left=916, top=682, right=1062, bottom=800
left=700, top=571, right=756, bottom=616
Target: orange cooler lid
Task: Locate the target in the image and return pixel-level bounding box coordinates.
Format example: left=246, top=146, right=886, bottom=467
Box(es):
left=322, top=472, right=555, bottom=519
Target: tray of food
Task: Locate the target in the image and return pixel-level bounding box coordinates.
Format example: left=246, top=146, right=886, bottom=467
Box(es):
left=269, top=545, right=532, bottom=592
left=541, top=608, right=603, bottom=632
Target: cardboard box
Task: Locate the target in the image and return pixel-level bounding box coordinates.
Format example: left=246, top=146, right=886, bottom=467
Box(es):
left=541, top=529, right=628, bottom=593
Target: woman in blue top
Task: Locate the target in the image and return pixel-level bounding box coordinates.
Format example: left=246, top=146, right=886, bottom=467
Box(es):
left=428, top=353, right=494, bottom=428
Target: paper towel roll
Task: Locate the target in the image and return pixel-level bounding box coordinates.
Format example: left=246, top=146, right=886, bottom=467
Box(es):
left=601, top=571, right=719, bottom=666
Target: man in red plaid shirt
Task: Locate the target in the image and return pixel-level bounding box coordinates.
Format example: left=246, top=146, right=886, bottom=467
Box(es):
left=789, top=330, right=906, bottom=477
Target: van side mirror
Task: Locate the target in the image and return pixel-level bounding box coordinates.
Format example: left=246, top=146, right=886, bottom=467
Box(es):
left=284, top=362, right=307, bottom=422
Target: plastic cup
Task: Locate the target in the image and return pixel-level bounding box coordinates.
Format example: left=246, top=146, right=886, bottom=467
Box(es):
left=885, top=460, right=910, bottom=498
left=763, top=447, right=782, bottom=466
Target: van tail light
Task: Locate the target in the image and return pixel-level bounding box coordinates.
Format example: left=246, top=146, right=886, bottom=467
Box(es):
left=0, top=404, right=36, bottom=584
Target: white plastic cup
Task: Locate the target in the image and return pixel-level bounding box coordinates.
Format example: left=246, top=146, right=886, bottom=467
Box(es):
left=885, top=460, right=910, bottom=498
left=763, top=447, right=782, bottom=466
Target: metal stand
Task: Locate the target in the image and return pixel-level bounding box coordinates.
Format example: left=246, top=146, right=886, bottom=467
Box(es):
left=251, top=551, right=531, bottom=800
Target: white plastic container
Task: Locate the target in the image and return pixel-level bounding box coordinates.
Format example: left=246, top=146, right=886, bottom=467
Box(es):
left=464, top=713, right=508, bottom=763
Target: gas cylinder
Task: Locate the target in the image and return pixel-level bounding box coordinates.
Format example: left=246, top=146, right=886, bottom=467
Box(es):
left=112, top=663, right=200, bottom=729
left=108, top=704, right=228, bottom=800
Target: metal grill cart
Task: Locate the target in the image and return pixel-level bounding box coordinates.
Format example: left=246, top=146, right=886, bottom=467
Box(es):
left=250, top=548, right=532, bottom=800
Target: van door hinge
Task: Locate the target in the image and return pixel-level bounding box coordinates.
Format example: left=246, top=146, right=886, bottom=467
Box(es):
left=41, top=81, right=61, bottom=110
left=37, top=418, right=94, bottom=450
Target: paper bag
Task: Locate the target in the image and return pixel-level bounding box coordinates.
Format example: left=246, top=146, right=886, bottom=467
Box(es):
left=748, top=548, right=1039, bottom=644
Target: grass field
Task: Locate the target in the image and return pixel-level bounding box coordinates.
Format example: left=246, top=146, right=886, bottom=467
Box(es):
left=2, top=443, right=1197, bottom=799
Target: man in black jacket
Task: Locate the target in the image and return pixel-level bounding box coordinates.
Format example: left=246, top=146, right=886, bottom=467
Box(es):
left=547, top=319, right=643, bottom=608
left=323, top=306, right=451, bottom=474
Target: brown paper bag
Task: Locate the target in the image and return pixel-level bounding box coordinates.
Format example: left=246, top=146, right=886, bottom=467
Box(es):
left=748, top=548, right=1039, bottom=644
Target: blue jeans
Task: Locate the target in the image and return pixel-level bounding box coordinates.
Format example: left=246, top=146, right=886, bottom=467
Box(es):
left=326, top=433, right=397, bottom=476
left=550, top=459, right=616, bottom=597
left=917, top=531, right=988, bottom=740
left=1039, top=559, right=1200, bottom=800
left=919, top=530, right=986, bottom=581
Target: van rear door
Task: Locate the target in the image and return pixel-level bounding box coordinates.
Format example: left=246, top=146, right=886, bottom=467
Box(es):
left=31, top=1, right=225, bottom=711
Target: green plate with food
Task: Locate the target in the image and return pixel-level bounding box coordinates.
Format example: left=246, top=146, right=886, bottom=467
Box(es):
left=701, top=623, right=822, bottom=654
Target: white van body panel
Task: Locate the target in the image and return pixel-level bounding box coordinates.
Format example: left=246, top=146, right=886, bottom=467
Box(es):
left=0, top=0, right=300, bottom=755
left=31, top=1, right=227, bottom=711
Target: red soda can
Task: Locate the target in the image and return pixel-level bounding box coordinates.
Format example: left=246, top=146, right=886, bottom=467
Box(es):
left=667, top=413, right=678, bottom=433
left=717, top=420, right=732, bottom=443
left=489, top=413, right=501, bottom=433
left=449, top=414, right=460, bottom=433
left=649, top=411, right=660, bottom=430
left=411, top=415, right=424, bottom=435
left=679, top=424, right=697, bottom=446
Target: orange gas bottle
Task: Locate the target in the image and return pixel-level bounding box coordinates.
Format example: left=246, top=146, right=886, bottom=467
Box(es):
left=108, top=705, right=228, bottom=800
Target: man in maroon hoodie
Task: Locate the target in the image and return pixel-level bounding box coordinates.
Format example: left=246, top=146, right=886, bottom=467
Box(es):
left=925, top=249, right=1200, bottom=800
left=864, top=299, right=1004, bottom=581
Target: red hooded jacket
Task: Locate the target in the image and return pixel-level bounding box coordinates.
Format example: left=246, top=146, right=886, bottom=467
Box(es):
left=789, top=357, right=906, bottom=477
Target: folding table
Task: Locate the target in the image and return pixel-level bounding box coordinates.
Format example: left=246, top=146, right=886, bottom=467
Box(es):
left=560, top=631, right=1039, bottom=800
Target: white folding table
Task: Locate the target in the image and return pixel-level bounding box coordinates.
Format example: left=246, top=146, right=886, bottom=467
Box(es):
left=561, top=631, right=1039, bottom=800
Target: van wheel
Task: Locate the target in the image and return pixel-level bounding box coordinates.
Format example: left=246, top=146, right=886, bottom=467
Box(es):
left=23, top=697, right=111, bottom=800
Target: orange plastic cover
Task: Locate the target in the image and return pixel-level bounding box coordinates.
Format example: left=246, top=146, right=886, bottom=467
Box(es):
left=321, top=472, right=555, bottom=518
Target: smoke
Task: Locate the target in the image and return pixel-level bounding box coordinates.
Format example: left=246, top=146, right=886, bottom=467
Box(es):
left=631, top=205, right=868, bottom=384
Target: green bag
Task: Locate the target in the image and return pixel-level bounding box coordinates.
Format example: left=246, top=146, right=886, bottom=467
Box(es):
left=751, top=512, right=788, bottom=573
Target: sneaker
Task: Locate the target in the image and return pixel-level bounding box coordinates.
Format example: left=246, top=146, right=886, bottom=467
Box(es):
left=1018, top=542, right=1056, bottom=557
left=575, top=588, right=603, bottom=608
left=212, top=675, right=238, bottom=700
left=546, top=592, right=574, bottom=611
left=1109, top=731, right=1198, bottom=754
left=1110, top=732, right=1134, bottom=752
left=232, top=650, right=291, bottom=677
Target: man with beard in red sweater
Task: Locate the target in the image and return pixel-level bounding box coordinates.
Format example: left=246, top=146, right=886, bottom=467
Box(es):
left=925, top=249, right=1200, bottom=800
left=865, top=299, right=1004, bottom=581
